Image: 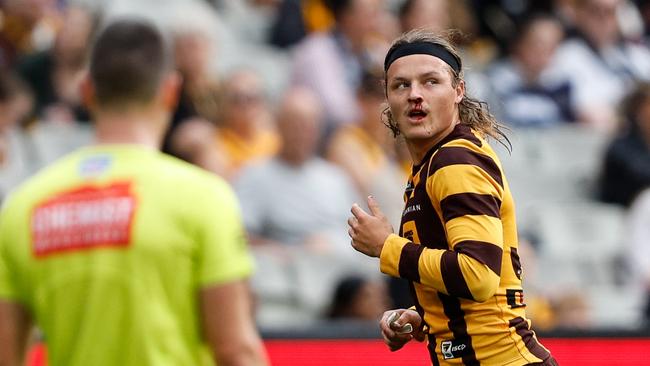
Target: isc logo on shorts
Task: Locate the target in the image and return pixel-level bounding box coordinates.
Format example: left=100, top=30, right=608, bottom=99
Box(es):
left=441, top=339, right=468, bottom=360
left=31, top=182, right=136, bottom=257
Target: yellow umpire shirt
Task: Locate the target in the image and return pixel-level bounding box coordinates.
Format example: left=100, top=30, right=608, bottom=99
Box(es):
left=0, top=144, right=254, bottom=366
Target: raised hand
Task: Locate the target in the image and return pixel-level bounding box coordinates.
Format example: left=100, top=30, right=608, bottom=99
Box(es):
left=348, top=196, right=394, bottom=258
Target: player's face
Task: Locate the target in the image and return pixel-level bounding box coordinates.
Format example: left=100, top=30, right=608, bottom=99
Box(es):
left=386, top=54, right=464, bottom=145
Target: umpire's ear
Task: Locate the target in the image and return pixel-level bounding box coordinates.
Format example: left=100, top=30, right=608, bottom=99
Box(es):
left=80, top=73, right=96, bottom=111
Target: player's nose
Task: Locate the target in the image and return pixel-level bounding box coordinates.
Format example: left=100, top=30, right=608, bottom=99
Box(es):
left=407, top=83, right=424, bottom=103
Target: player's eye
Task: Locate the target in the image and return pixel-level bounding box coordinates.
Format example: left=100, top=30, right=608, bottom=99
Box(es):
left=393, top=81, right=409, bottom=90
left=425, top=79, right=438, bottom=86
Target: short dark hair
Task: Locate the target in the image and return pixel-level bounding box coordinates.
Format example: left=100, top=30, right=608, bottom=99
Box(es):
left=90, top=19, right=170, bottom=109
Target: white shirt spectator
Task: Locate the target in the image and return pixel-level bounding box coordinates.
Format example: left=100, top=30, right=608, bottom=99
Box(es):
left=235, top=156, right=360, bottom=255
left=487, top=59, right=574, bottom=128
left=549, top=37, right=650, bottom=126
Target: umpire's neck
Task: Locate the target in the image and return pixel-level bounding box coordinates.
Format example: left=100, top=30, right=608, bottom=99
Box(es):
left=84, top=73, right=180, bottom=150
left=93, top=108, right=170, bottom=150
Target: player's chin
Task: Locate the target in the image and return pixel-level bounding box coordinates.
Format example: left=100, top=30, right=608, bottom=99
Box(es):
left=403, top=130, right=435, bottom=141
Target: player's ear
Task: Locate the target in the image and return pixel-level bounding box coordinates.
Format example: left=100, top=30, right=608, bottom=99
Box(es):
left=160, top=71, right=181, bottom=111
left=80, top=73, right=96, bottom=110
left=454, top=79, right=465, bottom=104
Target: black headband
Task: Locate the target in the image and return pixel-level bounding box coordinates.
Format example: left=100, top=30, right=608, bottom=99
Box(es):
left=384, top=41, right=461, bottom=74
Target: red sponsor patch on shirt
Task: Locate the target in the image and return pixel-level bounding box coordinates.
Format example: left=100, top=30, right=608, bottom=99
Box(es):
left=31, top=182, right=137, bottom=257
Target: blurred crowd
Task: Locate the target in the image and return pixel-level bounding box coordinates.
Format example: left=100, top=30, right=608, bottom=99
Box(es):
left=2, top=0, right=650, bottom=333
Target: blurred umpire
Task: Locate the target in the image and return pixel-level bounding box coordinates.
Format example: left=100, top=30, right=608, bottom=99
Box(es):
left=0, top=18, right=268, bottom=366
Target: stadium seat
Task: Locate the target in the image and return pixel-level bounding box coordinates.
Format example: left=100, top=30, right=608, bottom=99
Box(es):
left=526, top=199, right=627, bottom=323
left=251, top=247, right=379, bottom=329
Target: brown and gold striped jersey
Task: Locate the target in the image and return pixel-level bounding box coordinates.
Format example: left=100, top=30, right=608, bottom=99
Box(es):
left=380, top=124, right=552, bottom=365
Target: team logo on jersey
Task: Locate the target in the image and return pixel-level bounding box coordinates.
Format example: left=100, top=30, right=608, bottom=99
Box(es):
left=403, top=204, right=421, bottom=216
left=441, top=339, right=469, bottom=359
left=31, top=182, right=136, bottom=257
left=506, top=289, right=526, bottom=308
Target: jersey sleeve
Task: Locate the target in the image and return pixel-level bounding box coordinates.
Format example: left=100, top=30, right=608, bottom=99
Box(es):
left=0, top=196, right=20, bottom=301
left=194, top=178, right=254, bottom=288
left=380, top=145, right=504, bottom=302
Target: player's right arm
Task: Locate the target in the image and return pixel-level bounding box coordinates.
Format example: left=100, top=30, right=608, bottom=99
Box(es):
left=193, top=177, right=268, bottom=366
